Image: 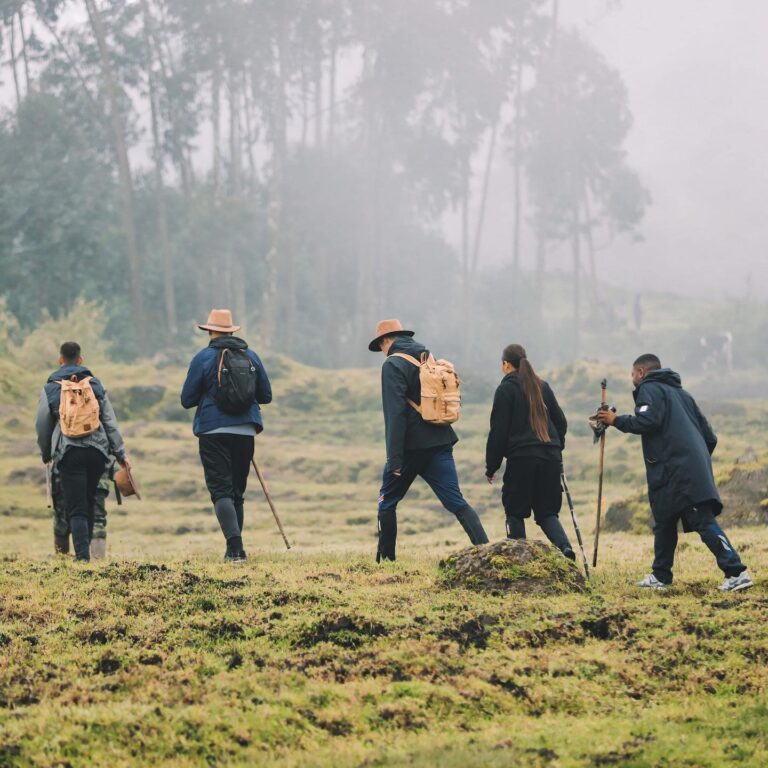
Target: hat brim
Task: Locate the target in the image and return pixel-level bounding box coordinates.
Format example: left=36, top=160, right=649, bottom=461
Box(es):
left=368, top=330, right=414, bottom=352
left=197, top=323, right=241, bottom=333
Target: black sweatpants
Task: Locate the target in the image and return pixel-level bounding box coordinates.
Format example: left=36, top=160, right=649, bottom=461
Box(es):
left=57, top=447, right=107, bottom=557
left=502, top=456, right=572, bottom=553
left=199, top=434, right=254, bottom=540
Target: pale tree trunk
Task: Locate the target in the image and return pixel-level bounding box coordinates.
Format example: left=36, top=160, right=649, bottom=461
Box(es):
left=460, top=155, right=471, bottom=362
left=300, top=66, right=309, bottom=149
left=327, top=35, right=338, bottom=149
left=84, top=0, right=145, bottom=340
left=228, top=72, right=246, bottom=327
left=9, top=16, right=21, bottom=107
left=262, top=11, right=287, bottom=349
left=142, top=0, right=176, bottom=339
left=571, top=205, right=581, bottom=355
left=472, top=119, right=498, bottom=274
left=211, top=55, right=222, bottom=197
left=534, top=231, right=546, bottom=317
left=313, top=44, right=323, bottom=148
left=18, top=10, right=31, bottom=92
left=511, top=56, right=523, bottom=276
left=583, top=190, right=600, bottom=305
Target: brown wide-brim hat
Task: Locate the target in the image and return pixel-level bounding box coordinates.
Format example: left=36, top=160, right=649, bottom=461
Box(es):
left=115, top=465, right=142, bottom=501
left=197, top=308, right=241, bottom=333
left=368, top=319, right=414, bottom=352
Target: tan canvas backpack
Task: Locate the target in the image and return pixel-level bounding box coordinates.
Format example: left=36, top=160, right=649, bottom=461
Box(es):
left=391, top=352, right=461, bottom=425
left=57, top=376, right=101, bottom=438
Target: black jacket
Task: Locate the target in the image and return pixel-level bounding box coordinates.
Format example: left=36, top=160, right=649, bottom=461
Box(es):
left=485, top=373, right=567, bottom=476
left=614, top=368, right=721, bottom=522
left=381, top=337, right=457, bottom=472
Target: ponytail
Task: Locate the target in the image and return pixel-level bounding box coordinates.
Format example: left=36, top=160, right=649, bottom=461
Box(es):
left=502, top=344, right=550, bottom=443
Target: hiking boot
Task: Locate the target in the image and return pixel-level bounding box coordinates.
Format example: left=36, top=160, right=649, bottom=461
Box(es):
left=54, top=534, right=70, bottom=555
left=454, top=505, right=489, bottom=545
left=224, top=536, right=246, bottom=562
left=719, top=570, right=753, bottom=592
left=563, top=548, right=576, bottom=561
left=90, top=538, right=107, bottom=559
left=637, top=573, right=669, bottom=590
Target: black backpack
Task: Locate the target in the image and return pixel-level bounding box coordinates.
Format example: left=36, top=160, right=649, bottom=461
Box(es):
left=214, top=349, right=257, bottom=414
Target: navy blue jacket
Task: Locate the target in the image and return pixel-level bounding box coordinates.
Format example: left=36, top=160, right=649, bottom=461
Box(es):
left=614, top=368, right=721, bottom=522
left=180, top=337, right=272, bottom=436
left=381, top=336, right=457, bottom=472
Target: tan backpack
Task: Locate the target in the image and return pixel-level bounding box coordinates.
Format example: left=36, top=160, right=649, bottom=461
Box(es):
left=391, top=352, right=461, bottom=425
left=57, top=376, right=101, bottom=438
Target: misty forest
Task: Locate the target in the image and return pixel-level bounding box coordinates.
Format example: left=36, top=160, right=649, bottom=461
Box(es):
left=1, top=2, right=768, bottom=767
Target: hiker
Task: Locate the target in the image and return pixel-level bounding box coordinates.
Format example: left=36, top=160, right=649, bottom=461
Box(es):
left=35, top=342, right=128, bottom=562
left=596, top=353, right=753, bottom=591
left=485, top=344, right=575, bottom=560
left=369, top=319, right=488, bottom=562
left=52, top=465, right=111, bottom=558
left=181, top=309, right=272, bottom=562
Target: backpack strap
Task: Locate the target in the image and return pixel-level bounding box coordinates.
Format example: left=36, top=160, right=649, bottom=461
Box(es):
left=217, top=349, right=229, bottom=386
left=389, top=353, right=422, bottom=414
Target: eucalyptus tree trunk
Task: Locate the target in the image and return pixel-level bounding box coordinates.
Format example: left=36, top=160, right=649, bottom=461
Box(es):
left=571, top=205, right=581, bottom=355
left=228, top=72, right=246, bottom=327
left=511, top=56, right=523, bottom=276
left=84, top=0, right=145, bottom=340
left=327, top=34, right=338, bottom=149
left=17, top=10, right=31, bottom=92
left=9, top=15, right=22, bottom=107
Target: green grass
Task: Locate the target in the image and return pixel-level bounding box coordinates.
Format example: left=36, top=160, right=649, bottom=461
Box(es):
left=2, top=321, right=768, bottom=766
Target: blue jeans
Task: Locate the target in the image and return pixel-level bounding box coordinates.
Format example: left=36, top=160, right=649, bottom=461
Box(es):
left=652, top=502, right=746, bottom=584
left=377, top=446, right=479, bottom=560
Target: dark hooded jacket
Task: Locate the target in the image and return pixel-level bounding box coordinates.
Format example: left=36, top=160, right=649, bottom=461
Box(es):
left=614, top=368, right=721, bottom=522
left=181, top=336, right=272, bottom=436
left=485, top=373, right=567, bottom=477
left=381, top=336, right=457, bottom=472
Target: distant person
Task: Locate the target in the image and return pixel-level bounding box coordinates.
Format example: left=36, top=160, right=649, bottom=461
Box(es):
left=633, top=293, right=643, bottom=333
left=485, top=344, right=575, bottom=559
left=369, top=319, right=488, bottom=562
left=596, top=353, right=752, bottom=591
left=181, top=309, right=272, bottom=562
left=51, top=465, right=111, bottom=558
left=36, top=342, right=128, bottom=562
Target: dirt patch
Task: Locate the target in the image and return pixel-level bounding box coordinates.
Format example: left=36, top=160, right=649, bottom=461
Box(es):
left=439, top=540, right=586, bottom=594
left=297, top=613, right=387, bottom=648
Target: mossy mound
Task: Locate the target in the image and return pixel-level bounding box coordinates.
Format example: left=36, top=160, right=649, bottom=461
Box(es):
left=439, top=539, right=586, bottom=594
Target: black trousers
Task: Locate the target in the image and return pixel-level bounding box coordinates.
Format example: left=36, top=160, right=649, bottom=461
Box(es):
left=57, top=447, right=107, bottom=555
left=652, top=502, right=747, bottom=584
left=199, top=433, right=254, bottom=506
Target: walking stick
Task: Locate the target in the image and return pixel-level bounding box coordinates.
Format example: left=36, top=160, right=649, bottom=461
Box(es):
left=251, top=458, right=291, bottom=550
left=561, top=468, right=590, bottom=580
left=592, top=379, right=608, bottom=567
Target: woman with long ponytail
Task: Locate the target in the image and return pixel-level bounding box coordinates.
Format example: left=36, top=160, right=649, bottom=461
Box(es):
left=485, top=344, right=575, bottom=558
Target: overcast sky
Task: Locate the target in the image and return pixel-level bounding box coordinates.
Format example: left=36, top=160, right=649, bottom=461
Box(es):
left=468, top=0, right=768, bottom=300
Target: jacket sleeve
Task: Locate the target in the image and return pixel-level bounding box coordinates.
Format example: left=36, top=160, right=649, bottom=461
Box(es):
left=251, top=353, right=273, bottom=405
left=613, top=383, right=667, bottom=435
left=181, top=354, right=204, bottom=409
left=100, top=392, right=126, bottom=462
left=485, top=383, right=512, bottom=477
left=382, top=360, right=409, bottom=472
left=35, top=388, right=55, bottom=463
left=692, top=398, right=717, bottom=455
left=543, top=383, right=568, bottom=450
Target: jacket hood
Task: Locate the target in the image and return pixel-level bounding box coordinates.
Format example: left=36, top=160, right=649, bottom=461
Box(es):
left=640, top=368, right=682, bottom=389
left=47, top=364, right=94, bottom=384
left=209, top=336, right=248, bottom=351
left=387, top=336, right=428, bottom=359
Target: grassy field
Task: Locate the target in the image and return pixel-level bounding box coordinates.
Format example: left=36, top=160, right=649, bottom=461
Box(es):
left=1, top=325, right=767, bottom=766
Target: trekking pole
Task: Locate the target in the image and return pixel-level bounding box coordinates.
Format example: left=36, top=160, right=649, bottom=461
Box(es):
left=45, top=463, right=53, bottom=509
left=592, top=379, right=608, bottom=567
left=251, top=458, right=291, bottom=550
left=561, top=468, right=590, bottom=580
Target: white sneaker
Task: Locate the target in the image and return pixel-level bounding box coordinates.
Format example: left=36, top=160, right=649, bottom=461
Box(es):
left=719, top=571, right=754, bottom=592
left=637, top=573, right=669, bottom=590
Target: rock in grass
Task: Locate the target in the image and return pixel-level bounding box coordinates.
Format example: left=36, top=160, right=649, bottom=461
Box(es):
left=439, top=539, right=586, bottom=594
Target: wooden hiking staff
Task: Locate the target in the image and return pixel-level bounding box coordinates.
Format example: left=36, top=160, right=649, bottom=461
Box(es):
left=592, top=378, right=608, bottom=567
left=251, top=458, right=291, bottom=550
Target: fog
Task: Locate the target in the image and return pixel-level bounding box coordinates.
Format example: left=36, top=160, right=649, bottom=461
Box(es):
left=0, top=0, right=766, bottom=369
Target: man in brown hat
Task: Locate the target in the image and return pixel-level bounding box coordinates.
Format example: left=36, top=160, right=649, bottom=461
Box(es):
left=369, top=319, right=488, bottom=561
left=181, top=309, right=272, bottom=561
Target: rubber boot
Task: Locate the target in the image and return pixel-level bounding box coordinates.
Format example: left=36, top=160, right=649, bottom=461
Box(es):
left=70, top=517, right=91, bottom=562
left=90, top=537, right=107, bottom=559
left=538, top=515, right=575, bottom=558
left=454, top=505, right=489, bottom=545
left=506, top=517, right=526, bottom=539
left=54, top=534, right=70, bottom=555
